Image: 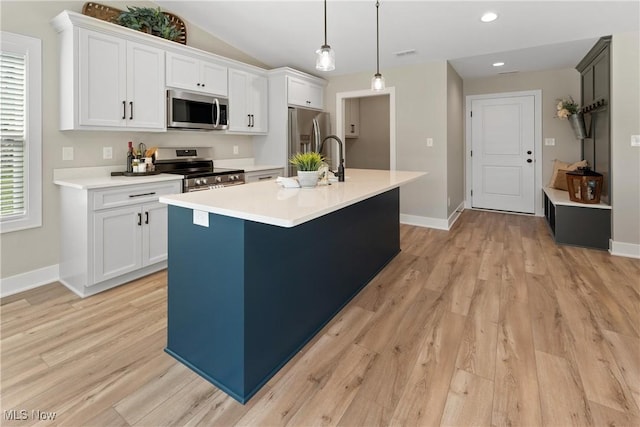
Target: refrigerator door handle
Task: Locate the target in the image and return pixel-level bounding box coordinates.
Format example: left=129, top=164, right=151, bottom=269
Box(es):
left=312, top=118, right=320, bottom=153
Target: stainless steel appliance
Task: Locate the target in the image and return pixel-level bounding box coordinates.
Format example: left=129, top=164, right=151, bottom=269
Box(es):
left=167, top=90, right=229, bottom=130
left=287, top=107, right=331, bottom=176
left=154, top=148, right=244, bottom=192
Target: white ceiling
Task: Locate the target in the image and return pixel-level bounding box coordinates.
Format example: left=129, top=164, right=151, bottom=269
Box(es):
left=155, top=1, right=640, bottom=79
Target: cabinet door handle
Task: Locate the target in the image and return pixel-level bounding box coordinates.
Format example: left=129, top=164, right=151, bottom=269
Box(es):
left=258, top=176, right=273, bottom=180
left=251, top=114, right=255, bottom=127
left=197, top=83, right=201, bottom=86
left=129, top=102, right=133, bottom=120
left=351, top=124, right=355, bottom=133
left=145, top=211, right=149, bottom=224
left=137, top=213, right=142, bottom=226
left=122, top=101, right=126, bottom=119
left=128, top=192, right=156, bottom=198
left=247, top=114, right=251, bottom=127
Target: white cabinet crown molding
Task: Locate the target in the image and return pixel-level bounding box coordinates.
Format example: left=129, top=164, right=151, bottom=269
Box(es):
left=51, top=10, right=268, bottom=76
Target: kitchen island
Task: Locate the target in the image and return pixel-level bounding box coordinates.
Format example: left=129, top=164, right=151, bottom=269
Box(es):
left=159, top=169, right=425, bottom=403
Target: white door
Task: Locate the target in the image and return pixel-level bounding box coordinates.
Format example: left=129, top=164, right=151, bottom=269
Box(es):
left=228, top=68, right=250, bottom=132
left=200, top=60, right=228, bottom=97
left=471, top=95, right=535, bottom=214
left=127, top=41, right=165, bottom=129
left=165, top=52, right=200, bottom=91
left=78, top=29, right=126, bottom=127
left=93, top=206, right=142, bottom=284
left=249, top=73, right=268, bottom=133
left=142, top=202, right=169, bottom=266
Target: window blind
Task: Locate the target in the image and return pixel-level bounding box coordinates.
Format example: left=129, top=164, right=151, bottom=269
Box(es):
left=0, top=51, right=26, bottom=218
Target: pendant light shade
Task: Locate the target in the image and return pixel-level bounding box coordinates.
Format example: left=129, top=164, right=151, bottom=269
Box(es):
left=316, top=0, right=335, bottom=71
left=371, top=1, right=385, bottom=91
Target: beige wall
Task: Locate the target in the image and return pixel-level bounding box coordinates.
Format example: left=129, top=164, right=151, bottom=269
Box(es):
left=611, top=31, right=640, bottom=247
left=345, top=95, right=390, bottom=170
left=446, top=63, right=464, bottom=216
left=464, top=68, right=582, bottom=186
left=0, top=1, right=266, bottom=278
left=326, top=62, right=449, bottom=219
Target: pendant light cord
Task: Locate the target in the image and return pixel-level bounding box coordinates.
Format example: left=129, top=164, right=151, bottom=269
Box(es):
left=324, top=0, right=328, bottom=46
left=376, top=1, right=380, bottom=74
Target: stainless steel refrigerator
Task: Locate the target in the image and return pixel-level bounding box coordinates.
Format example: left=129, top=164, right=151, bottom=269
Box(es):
left=287, top=107, right=331, bottom=177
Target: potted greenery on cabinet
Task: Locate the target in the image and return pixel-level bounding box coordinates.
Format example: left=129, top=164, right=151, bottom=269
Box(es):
left=115, top=6, right=183, bottom=42
left=289, top=152, right=325, bottom=187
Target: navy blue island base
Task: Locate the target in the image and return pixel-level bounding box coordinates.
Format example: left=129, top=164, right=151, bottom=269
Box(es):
left=165, top=188, right=400, bottom=403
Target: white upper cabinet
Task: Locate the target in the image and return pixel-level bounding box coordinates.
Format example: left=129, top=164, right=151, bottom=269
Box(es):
left=166, top=52, right=228, bottom=97
left=73, top=29, right=165, bottom=131
left=228, top=68, right=268, bottom=134
left=287, top=76, right=323, bottom=110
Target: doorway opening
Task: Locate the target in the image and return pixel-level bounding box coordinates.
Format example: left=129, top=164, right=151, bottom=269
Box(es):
left=336, top=88, right=396, bottom=171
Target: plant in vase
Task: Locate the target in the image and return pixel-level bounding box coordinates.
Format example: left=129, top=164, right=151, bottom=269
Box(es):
left=289, top=152, right=325, bottom=188
left=555, top=96, right=587, bottom=139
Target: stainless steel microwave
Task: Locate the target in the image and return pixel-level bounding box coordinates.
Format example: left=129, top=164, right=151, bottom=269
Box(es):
left=167, top=89, right=228, bottom=130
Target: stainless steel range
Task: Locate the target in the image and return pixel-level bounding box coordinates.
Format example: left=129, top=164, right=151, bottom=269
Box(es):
left=154, top=148, right=245, bottom=192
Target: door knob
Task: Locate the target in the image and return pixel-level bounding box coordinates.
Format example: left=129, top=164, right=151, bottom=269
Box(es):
left=527, top=159, right=533, bottom=163
left=527, top=150, right=532, bottom=155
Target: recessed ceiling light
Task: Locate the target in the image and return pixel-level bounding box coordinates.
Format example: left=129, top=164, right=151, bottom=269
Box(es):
left=481, top=12, right=498, bottom=23
left=493, top=62, right=505, bottom=67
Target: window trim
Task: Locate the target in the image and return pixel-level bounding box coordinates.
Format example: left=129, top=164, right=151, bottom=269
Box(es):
left=0, top=31, right=42, bottom=233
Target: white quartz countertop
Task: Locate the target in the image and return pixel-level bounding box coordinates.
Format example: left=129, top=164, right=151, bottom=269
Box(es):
left=241, top=165, right=285, bottom=172
left=160, top=169, right=426, bottom=228
left=53, top=166, right=183, bottom=190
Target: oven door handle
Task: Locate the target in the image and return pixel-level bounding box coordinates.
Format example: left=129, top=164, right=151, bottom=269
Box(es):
left=214, top=98, right=220, bottom=128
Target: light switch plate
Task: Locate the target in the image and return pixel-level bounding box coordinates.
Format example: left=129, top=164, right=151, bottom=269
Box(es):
left=62, top=146, right=74, bottom=161
left=544, top=138, right=555, bottom=146
left=631, top=135, right=640, bottom=147
left=103, top=146, right=113, bottom=159
left=193, top=210, right=209, bottom=227
left=233, top=145, right=239, bottom=155
left=426, top=138, right=433, bottom=147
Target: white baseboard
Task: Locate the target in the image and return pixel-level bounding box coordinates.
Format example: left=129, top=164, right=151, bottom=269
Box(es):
left=0, top=264, right=60, bottom=298
left=448, top=203, right=465, bottom=229
left=609, top=240, right=640, bottom=259
left=400, top=214, right=450, bottom=230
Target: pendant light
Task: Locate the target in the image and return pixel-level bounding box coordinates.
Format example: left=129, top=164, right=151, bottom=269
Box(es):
left=371, top=0, right=385, bottom=91
left=316, top=0, right=335, bottom=71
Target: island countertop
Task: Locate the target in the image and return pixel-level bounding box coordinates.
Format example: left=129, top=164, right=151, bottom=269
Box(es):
left=159, top=169, right=426, bottom=227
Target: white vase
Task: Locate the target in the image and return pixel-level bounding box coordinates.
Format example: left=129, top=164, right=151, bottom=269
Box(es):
left=297, top=170, right=319, bottom=188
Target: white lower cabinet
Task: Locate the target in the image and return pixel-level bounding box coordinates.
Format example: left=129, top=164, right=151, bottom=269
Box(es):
left=59, top=180, right=181, bottom=297
left=245, top=168, right=284, bottom=183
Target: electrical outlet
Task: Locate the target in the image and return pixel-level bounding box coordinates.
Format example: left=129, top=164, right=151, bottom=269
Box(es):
left=103, top=146, right=113, bottom=159
left=631, top=135, right=640, bottom=147
left=544, top=138, right=555, bottom=146
left=193, top=210, right=209, bottom=227
left=62, top=146, right=74, bottom=161
left=233, top=145, right=239, bottom=155
left=426, top=138, right=433, bottom=147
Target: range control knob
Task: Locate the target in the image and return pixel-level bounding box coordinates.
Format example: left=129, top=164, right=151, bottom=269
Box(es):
left=215, top=176, right=223, bottom=183
left=228, top=175, right=236, bottom=181
left=201, top=178, right=208, bottom=184
left=195, top=179, right=202, bottom=185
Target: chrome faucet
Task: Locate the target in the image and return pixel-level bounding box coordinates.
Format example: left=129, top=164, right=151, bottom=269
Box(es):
left=319, top=135, right=345, bottom=182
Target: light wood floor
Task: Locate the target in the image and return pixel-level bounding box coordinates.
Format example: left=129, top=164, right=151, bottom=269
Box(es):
left=1, top=210, right=639, bottom=426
